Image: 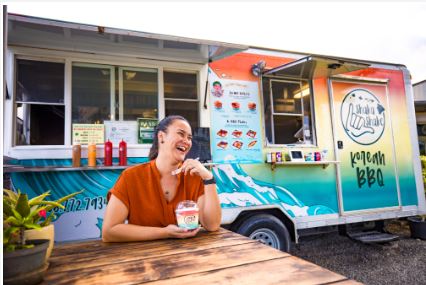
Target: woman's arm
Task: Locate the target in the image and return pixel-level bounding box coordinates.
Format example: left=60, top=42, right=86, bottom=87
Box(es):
left=102, top=195, right=200, bottom=242
left=179, top=159, right=222, bottom=231
left=198, top=184, right=222, bottom=232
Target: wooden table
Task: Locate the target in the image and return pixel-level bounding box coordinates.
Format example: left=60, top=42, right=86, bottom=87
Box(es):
left=42, top=228, right=361, bottom=285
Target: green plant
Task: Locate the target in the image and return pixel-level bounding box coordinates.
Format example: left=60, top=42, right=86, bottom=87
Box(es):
left=3, top=189, right=83, bottom=252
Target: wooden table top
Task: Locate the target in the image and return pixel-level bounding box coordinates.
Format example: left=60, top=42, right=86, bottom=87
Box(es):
left=42, top=228, right=361, bottom=285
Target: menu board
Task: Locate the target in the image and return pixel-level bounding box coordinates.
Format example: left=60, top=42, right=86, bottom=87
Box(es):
left=104, top=121, right=138, bottom=144
left=72, top=124, right=105, bottom=144
left=209, top=78, right=262, bottom=163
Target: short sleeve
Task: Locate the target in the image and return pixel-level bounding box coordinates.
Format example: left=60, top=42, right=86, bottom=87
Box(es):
left=107, top=171, right=130, bottom=210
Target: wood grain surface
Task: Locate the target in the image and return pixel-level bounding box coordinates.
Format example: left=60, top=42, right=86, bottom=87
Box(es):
left=41, top=228, right=358, bottom=285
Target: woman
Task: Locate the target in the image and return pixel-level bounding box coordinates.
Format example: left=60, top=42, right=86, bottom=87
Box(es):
left=102, top=115, right=221, bottom=242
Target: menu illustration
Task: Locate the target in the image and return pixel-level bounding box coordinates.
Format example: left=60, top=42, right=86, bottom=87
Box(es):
left=209, top=74, right=262, bottom=163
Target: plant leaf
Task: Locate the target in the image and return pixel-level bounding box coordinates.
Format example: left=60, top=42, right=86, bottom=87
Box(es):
left=54, top=190, right=84, bottom=205
left=3, top=189, right=19, bottom=202
left=28, top=206, right=47, bottom=219
left=23, top=223, right=41, bottom=230
left=39, top=201, right=65, bottom=210
left=5, top=216, right=23, bottom=226
left=3, top=226, right=20, bottom=244
left=15, top=193, right=31, bottom=217
left=3, top=199, right=14, bottom=216
left=28, top=191, right=51, bottom=206
left=10, top=208, right=23, bottom=220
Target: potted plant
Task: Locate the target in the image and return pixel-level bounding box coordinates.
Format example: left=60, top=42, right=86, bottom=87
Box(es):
left=3, top=189, right=83, bottom=285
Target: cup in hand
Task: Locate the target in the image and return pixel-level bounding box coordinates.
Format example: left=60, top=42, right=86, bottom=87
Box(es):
left=175, top=200, right=199, bottom=230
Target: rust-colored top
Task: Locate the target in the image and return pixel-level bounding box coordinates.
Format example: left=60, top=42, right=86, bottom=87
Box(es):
left=108, top=160, right=205, bottom=227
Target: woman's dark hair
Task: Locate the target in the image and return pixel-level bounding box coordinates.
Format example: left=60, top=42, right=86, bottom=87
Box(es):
left=148, top=115, right=190, bottom=160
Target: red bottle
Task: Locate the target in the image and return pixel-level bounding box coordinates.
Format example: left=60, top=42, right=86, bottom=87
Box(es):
left=104, top=139, right=113, bottom=166
left=119, top=139, right=127, bottom=166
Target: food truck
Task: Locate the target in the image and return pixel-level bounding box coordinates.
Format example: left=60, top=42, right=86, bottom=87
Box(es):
left=3, top=13, right=426, bottom=251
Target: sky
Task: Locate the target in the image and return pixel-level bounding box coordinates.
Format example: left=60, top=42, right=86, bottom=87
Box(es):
left=5, top=1, right=426, bottom=84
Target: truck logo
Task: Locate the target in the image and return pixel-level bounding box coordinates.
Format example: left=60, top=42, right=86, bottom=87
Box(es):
left=340, top=89, right=385, bottom=145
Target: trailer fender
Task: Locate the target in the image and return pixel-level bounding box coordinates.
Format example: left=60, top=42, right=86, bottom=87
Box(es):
left=222, top=206, right=298, bottom=243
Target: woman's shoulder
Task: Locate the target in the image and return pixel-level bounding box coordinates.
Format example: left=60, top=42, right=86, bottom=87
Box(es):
left=121, top=161, right=152, bottom=176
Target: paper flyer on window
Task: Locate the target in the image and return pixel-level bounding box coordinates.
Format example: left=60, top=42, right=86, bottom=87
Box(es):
left=209, top=70, right=263, bottom=164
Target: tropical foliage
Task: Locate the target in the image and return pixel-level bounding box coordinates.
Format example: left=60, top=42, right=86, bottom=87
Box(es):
left=3, top=189, right=83, bottom=251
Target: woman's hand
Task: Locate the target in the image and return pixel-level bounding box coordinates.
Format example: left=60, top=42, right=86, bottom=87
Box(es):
left=165, top=224, right=200, bottom=239
left=180, top=158, right=213, bottom=180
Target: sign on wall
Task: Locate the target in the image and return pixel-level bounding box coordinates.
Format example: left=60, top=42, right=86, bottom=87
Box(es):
left=138, top=118, right=158, bottom=144
left=72, top=124, right=105, bottom=144
left=104, top=121, right=138, bottom=144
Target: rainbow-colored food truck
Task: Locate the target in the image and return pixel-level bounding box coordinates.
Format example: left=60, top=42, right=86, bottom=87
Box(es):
left=4, top=13, right=425, bottom=251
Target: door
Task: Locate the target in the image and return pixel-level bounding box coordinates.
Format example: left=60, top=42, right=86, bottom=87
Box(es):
left=330, top=79, right=400, bottom=213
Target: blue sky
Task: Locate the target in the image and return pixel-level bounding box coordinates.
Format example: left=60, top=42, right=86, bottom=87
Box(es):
left=6, top=2, right=426, bottom=84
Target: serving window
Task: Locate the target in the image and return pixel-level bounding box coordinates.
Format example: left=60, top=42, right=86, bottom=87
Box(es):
left=263, top=77, right=315, bottom=145
left=13, top=58, right=200, bottom=146
left=15, top=59, right=65, bottom=145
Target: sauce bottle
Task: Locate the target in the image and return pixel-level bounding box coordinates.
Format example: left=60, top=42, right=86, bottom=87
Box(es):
left=88, top=143, right=97, bottom=167
left=72, top=144, right=81, bottom=167
left=119, top=139, right=127, bottom=166
left=104, top=139, right=113, bottom=166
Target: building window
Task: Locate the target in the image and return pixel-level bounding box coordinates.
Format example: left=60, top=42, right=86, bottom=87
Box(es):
left=164, top=71, right=199, bottom=128
left=15, top=59, right=65, bottom=145
left=72, top=64, right=113, bottom=124
left=263, top=78, right=315, bottom=145
left=14, top=59, right=199, bottom=147
left=120, top=67, right=158, bottom=120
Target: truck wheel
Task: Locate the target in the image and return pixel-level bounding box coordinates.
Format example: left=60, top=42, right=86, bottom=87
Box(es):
left=236, top=214, right=291, bottom=252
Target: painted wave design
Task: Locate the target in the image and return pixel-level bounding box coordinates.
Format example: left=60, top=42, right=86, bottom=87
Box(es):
left=9, top=158, right=148, bottom=201
left=214, top=164, right=335, bottom=217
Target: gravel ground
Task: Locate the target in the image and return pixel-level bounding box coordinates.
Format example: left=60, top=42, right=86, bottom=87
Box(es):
left=290, top=219, right=426, bottom=285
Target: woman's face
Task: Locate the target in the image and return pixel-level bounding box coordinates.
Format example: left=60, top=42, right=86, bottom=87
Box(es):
left=159, top=119, right=192, bottom=163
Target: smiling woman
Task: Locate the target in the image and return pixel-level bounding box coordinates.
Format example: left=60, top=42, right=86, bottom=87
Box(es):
left=102, top=115, right=221, bottom=242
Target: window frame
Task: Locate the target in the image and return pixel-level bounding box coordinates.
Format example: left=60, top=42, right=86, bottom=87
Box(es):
left=5, top=47, right=206, bottom=159
left=263, top=76, right=316, bottom=147
left=163, top=69, right=200, bottom=127
left=13, top=56, right=66, bottom=146
left=72, top=62, right=116, bottom=123
left=118, top=66, right=159, bottom=121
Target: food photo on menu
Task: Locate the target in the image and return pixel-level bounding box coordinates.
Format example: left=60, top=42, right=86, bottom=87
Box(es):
left=217, top=129, right=228, bottom=137
left=214, top=100, right=223, bottom=109
left=231, top=102, right=240, bottom=111
left=217, top=141, right=228, bottom=149
left=248, top=102, right=256, bottom=111
left=246, top=130, right=257, bottom=138
left=232, top=141, right=243, bottom=149
left=232, top=129, right=242, bottom=138
left=248, top=140, right=257, bottom=148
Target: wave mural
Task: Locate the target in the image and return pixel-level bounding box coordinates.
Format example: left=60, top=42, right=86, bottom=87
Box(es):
left=7, top=158, right=334, bottom=241
left=214, top=163, right=336, bottom=218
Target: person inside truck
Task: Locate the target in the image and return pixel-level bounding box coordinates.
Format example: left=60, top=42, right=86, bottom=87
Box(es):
left=102, top=115, right=221, bottom=242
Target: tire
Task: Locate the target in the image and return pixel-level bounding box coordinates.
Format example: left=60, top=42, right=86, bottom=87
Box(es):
left=236, top=214, right=291, bottom=252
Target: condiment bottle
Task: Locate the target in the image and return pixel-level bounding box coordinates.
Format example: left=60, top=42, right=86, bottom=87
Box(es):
left=88, top=143, right=97, bottom=167
left=72, top=144, right=81, bottom=167
left=119, top=139, right=127, bottom=166
left=104, top=139, right=112, bottom=166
